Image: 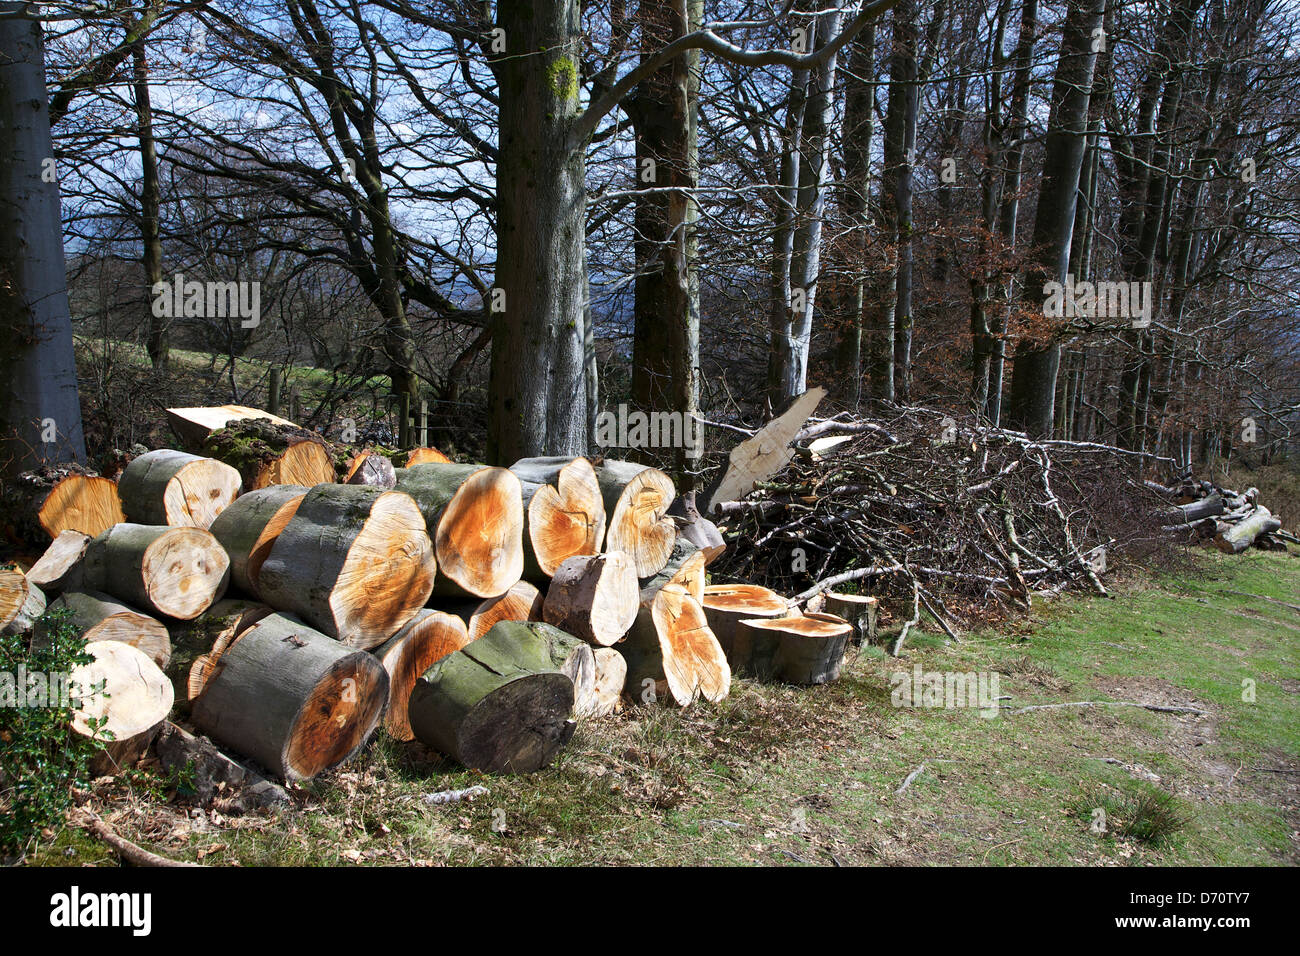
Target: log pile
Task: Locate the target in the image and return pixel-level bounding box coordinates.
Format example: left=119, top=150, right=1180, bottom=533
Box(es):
left=1151, top=478, right=1295, bottom=553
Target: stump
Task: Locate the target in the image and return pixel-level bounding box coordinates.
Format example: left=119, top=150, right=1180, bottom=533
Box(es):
left=82, top=524, right=229, bottom=620
left=740, top=613, right=852, bottom=685
left=511, top=456, right=607, bottom=579
left=1, top=464, right=124, bottom=545
left=36, top=590, right=171, bottom=668
left=622, top=584, right=730, bottom=707
left=207, top=485, right=308, bottom=597
left=69, top=640, right=173, bottom=775
left=202, top=417, right=337, bottom=490
left=189, top=613, right=389, bottom=782
left=117, top=449, right=243, bottom=529
left=542, top=552, right=639, bottom=646
left=456, top=579, right=545, bottom=640
left=583, top=647, right=627, bottom=718
left=407, top=620, right=582, bottom=773
left=374, top=610, right=472, bottom=741
left=594, top=461, right=677, bottom=577
left=164, top=599, right=272, bottom=711
left=702, top=583, right=790, bottom=666
left=395, top=463, right=524, bottom=598
left=822, top=592, right=878, bottom=645
left=258, top=484, right=436, bottom=648
left=24, top=530, right=91, bottom=593
left=0, top=568, right=46, bottom=635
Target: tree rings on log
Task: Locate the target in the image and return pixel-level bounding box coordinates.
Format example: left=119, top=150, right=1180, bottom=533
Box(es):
left=83, top=523, right=229, bottom=620
left=69, top=640, right=173, bottom=775
left=374, top=609, right=472, bottom=741
left=207, top=485, right=308, bottom=597
left=36, top=590, right=171, bottom=668
left=3, top=464, right=124, bottom=544
left=202, top=417, right=336, bottom=489
left=461, top=579, right=545, bottom=639
left=594, top=461, right=677, bottom=577
left=0, top=568, right=46, bottom=635
left=623, top=585, right=730, bottom=707
left=543, top=552, right=639, bottom=646
left=117, top=449, right=242, bottom=528
left=511, top=456, right=607, bottom=579
left=701, top=583, right=789, bottom=665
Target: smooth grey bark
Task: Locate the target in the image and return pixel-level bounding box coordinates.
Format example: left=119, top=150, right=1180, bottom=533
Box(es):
left=0, top=3, right=87, bottom=476
left=837, top=23, right=877, bottom=407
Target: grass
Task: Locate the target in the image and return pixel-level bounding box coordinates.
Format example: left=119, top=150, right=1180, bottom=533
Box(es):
left=23, top=549, right=1300, bottom=867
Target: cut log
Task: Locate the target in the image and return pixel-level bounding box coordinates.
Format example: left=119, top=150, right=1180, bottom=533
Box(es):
left=703, top=386, right=825, bottom=512
left=206, top=485, right=308, bottom=597
left=543, top=552, right=639, bottom=646
left=189, top=613, right=388, bottom=782
left=35, top=591, right=170, bottom=668
left=343, top=450, right=397, bottom=488
left=640, top=539, right=705, bottom=604
left=373, top=610, right=472, bottom=741
left=165, top=404, right=303, bottom=450
left=400, top=447, right=452, bottom=467
left=1, top=464, right=124, bottom=545
left=24, top=530, right=91, bottom=592
left=668, top=506, right=726, bottom=565
left=152, top=722, right=290, bottom=813
left=395, top=463, right=524, bottom=598
left=594, top=460, right=677, bottom=577
left=702, top=583, right=790, bottom=667
left=1162, top=492, right=1224, bottom=524
left=258, top=484, right=435, bottom=647
left=623, top=585, right=730, bottom=707
left=163, top=599, right=272, bottom=710
left=1214, top=506, right=1281, bottom=554
left=82, top=524, right=229, bottom=620
left=408, top=620, right=582, bottom=773
left=822, top=592, right=878, bottom=645
left=740, top=613, right=852, bottom=685
left=583, top=647, right=627, bottom=718
left=117, top=449, right=243, bottom=529
left=202, top=417, right=336, bottom=490
left=0, top=568, right=46, bottom=635
left=458, top=579, right=545, bottom=640
left=511, top=456, right=607, bottom=579
left=69, top=640, right=173, bottom=775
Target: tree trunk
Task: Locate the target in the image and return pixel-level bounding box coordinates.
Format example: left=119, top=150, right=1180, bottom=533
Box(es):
left=132, top=37, right=167, bottom=370
left=82, top=523, right=229, bottom=620
left=823, top=592, right=879, bottom=644
left=117, top=449, right=243, bottom=529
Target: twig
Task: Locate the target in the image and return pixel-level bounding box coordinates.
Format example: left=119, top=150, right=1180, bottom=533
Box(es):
left=896, top=758, right=954, bottom=793
left=1000, top=700, right=1208, bottom=716
left=890, top=568, right=921, bottom=657
left=70, top=808, right=200, bottom=868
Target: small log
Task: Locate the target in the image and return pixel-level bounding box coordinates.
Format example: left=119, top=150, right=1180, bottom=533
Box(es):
left=583, top=647, right=627, bottom=718
left=165, top=404, right=304, bottom=450
left=639, top=539, right=705, bottom=603
left=543, top=552, right=639, bottom=646
left=207, top=485, right=308, bottom=597
left=594, top=460, right=677, bottom=577
left=69, top=640, right=173, bottom=775
left=189, top=613, right=389, bottom=782
left=400, top=447, right=451, bottom=467
left=1, top=464, right=124, bottom=545
left=117, top=449, right=243, bottom=529
left=407, top=620, right=582, bottom=773
left=164, top=599, right=272, bottom=711
left=24, top=530, right=91, bottom=593
left=1161, top=492, right=1224, bottom=524
left=457, top=579, right=545, bottom=640
left=701, top=583, right=789, bottom=666
left=82, top=523, right=229, bottom=620
left=258, top=484, right=436, bottom=648
left=823, top=592, right=878, bottom=645
left=152, top=722, right=291, bottom=812
left=395, top=463, right=524, bottom=598
left=0, top=568, right=46, bottom=635
left=374, top=609, right=472, bottom=741
left=511, top=456, right=607, bottom=579
left=35, top=590, right=170, bottom=668
left=622, top=584, right=730, bottom=707
left=343, top=450, right=397, bottom=488
left=740, top=612, right=852, bottom=685
left=202, top=417, right=336, bottom=490
left=1214, top=506, right=1281, bottom=554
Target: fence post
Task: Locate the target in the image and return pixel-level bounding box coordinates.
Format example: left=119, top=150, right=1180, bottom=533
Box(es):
left=289, top=388, right=301, bottom=423
left=418, top=400, right=429, bottom=447
left=268, top=367, right=282, bottom=415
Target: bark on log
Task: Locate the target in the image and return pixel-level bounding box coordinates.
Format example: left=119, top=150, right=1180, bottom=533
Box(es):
left=395, top=463, right=524, bottom=598
left=407, top=620, right=582, bottom=773
left=622, top=584, right=730, bottom=707
left=69, top=640, right=173, bottom=775
left=594, top=460, right=677, bottom=577
left=701, top=583, right=790, bottom=666
left=35, top=590, right=170, bottom=668
left=189, top=613, right=389, bottom=782
left=117, top=449, right=242, bottom=529
left=82, top=523, right=229, bottom=620
left=542, top=552, right=639, bottom=646
left=206, top=485, right=308, bottom=597
left=202, top=417, right=336, bottom=490
left=373, top=609, right=472, bottom=742
left=163, top=599, right=272, bottom=711
left=670, top=511, right=726, bottom=565
left=165, top=404, right=304, bottom=450
left=258, top=484, right=436, bottom=648
left=1215, top=506, right=1281, bottom=554
left=822, top=592, right=878, bottom=644
left=1, top=464, right=124, bottom=546
left=740, top=612, right=852, bottom=685
left=24, top=529, right=90, bottom=593
left=152, top=722, right=290, bottom=813
left=584, top=647, right=627, bottom=718
left=510, top=456, right=607, bottom=579
left=1161, top=492, right=1224, bottom=524
left=0, top=567, right=45, bottom=635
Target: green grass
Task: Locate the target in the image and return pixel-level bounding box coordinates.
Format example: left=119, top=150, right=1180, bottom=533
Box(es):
left=24, top=550, right=1300, bottom=867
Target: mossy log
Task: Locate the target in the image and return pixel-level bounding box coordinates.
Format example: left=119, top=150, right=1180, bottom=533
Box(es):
left=510, top=456, right=607, bottom=580
left=395, top=463, right=524, bottom=598
left=542, top=551, right=639, bottom=646
left=207, top=485, right=308, bottom=597
left=1214, top=506, right=1283, bottom=554
left=407, top=620, right=584, bottom=773
left=189, top=613, right=389, bottom=782
left=202, top=417, right=336, bottom=490
left=594, top=460, right=677, bottom=578
left=117, top=449, right=242, bottom=529
left=373, top=609, right=472, bottom=741
left=165, top=404, right=303, bottom=450
left=82, top=523, right=229, bottom=620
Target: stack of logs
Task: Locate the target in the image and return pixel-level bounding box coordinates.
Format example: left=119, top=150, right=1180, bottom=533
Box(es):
left=1152, top=478, right=1297, bottom=553
left=1, top=408, right=868, bottom=789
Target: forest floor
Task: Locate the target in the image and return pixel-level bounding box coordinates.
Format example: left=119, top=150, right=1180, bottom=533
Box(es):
left=26, top=547, right=1299, bottom=867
